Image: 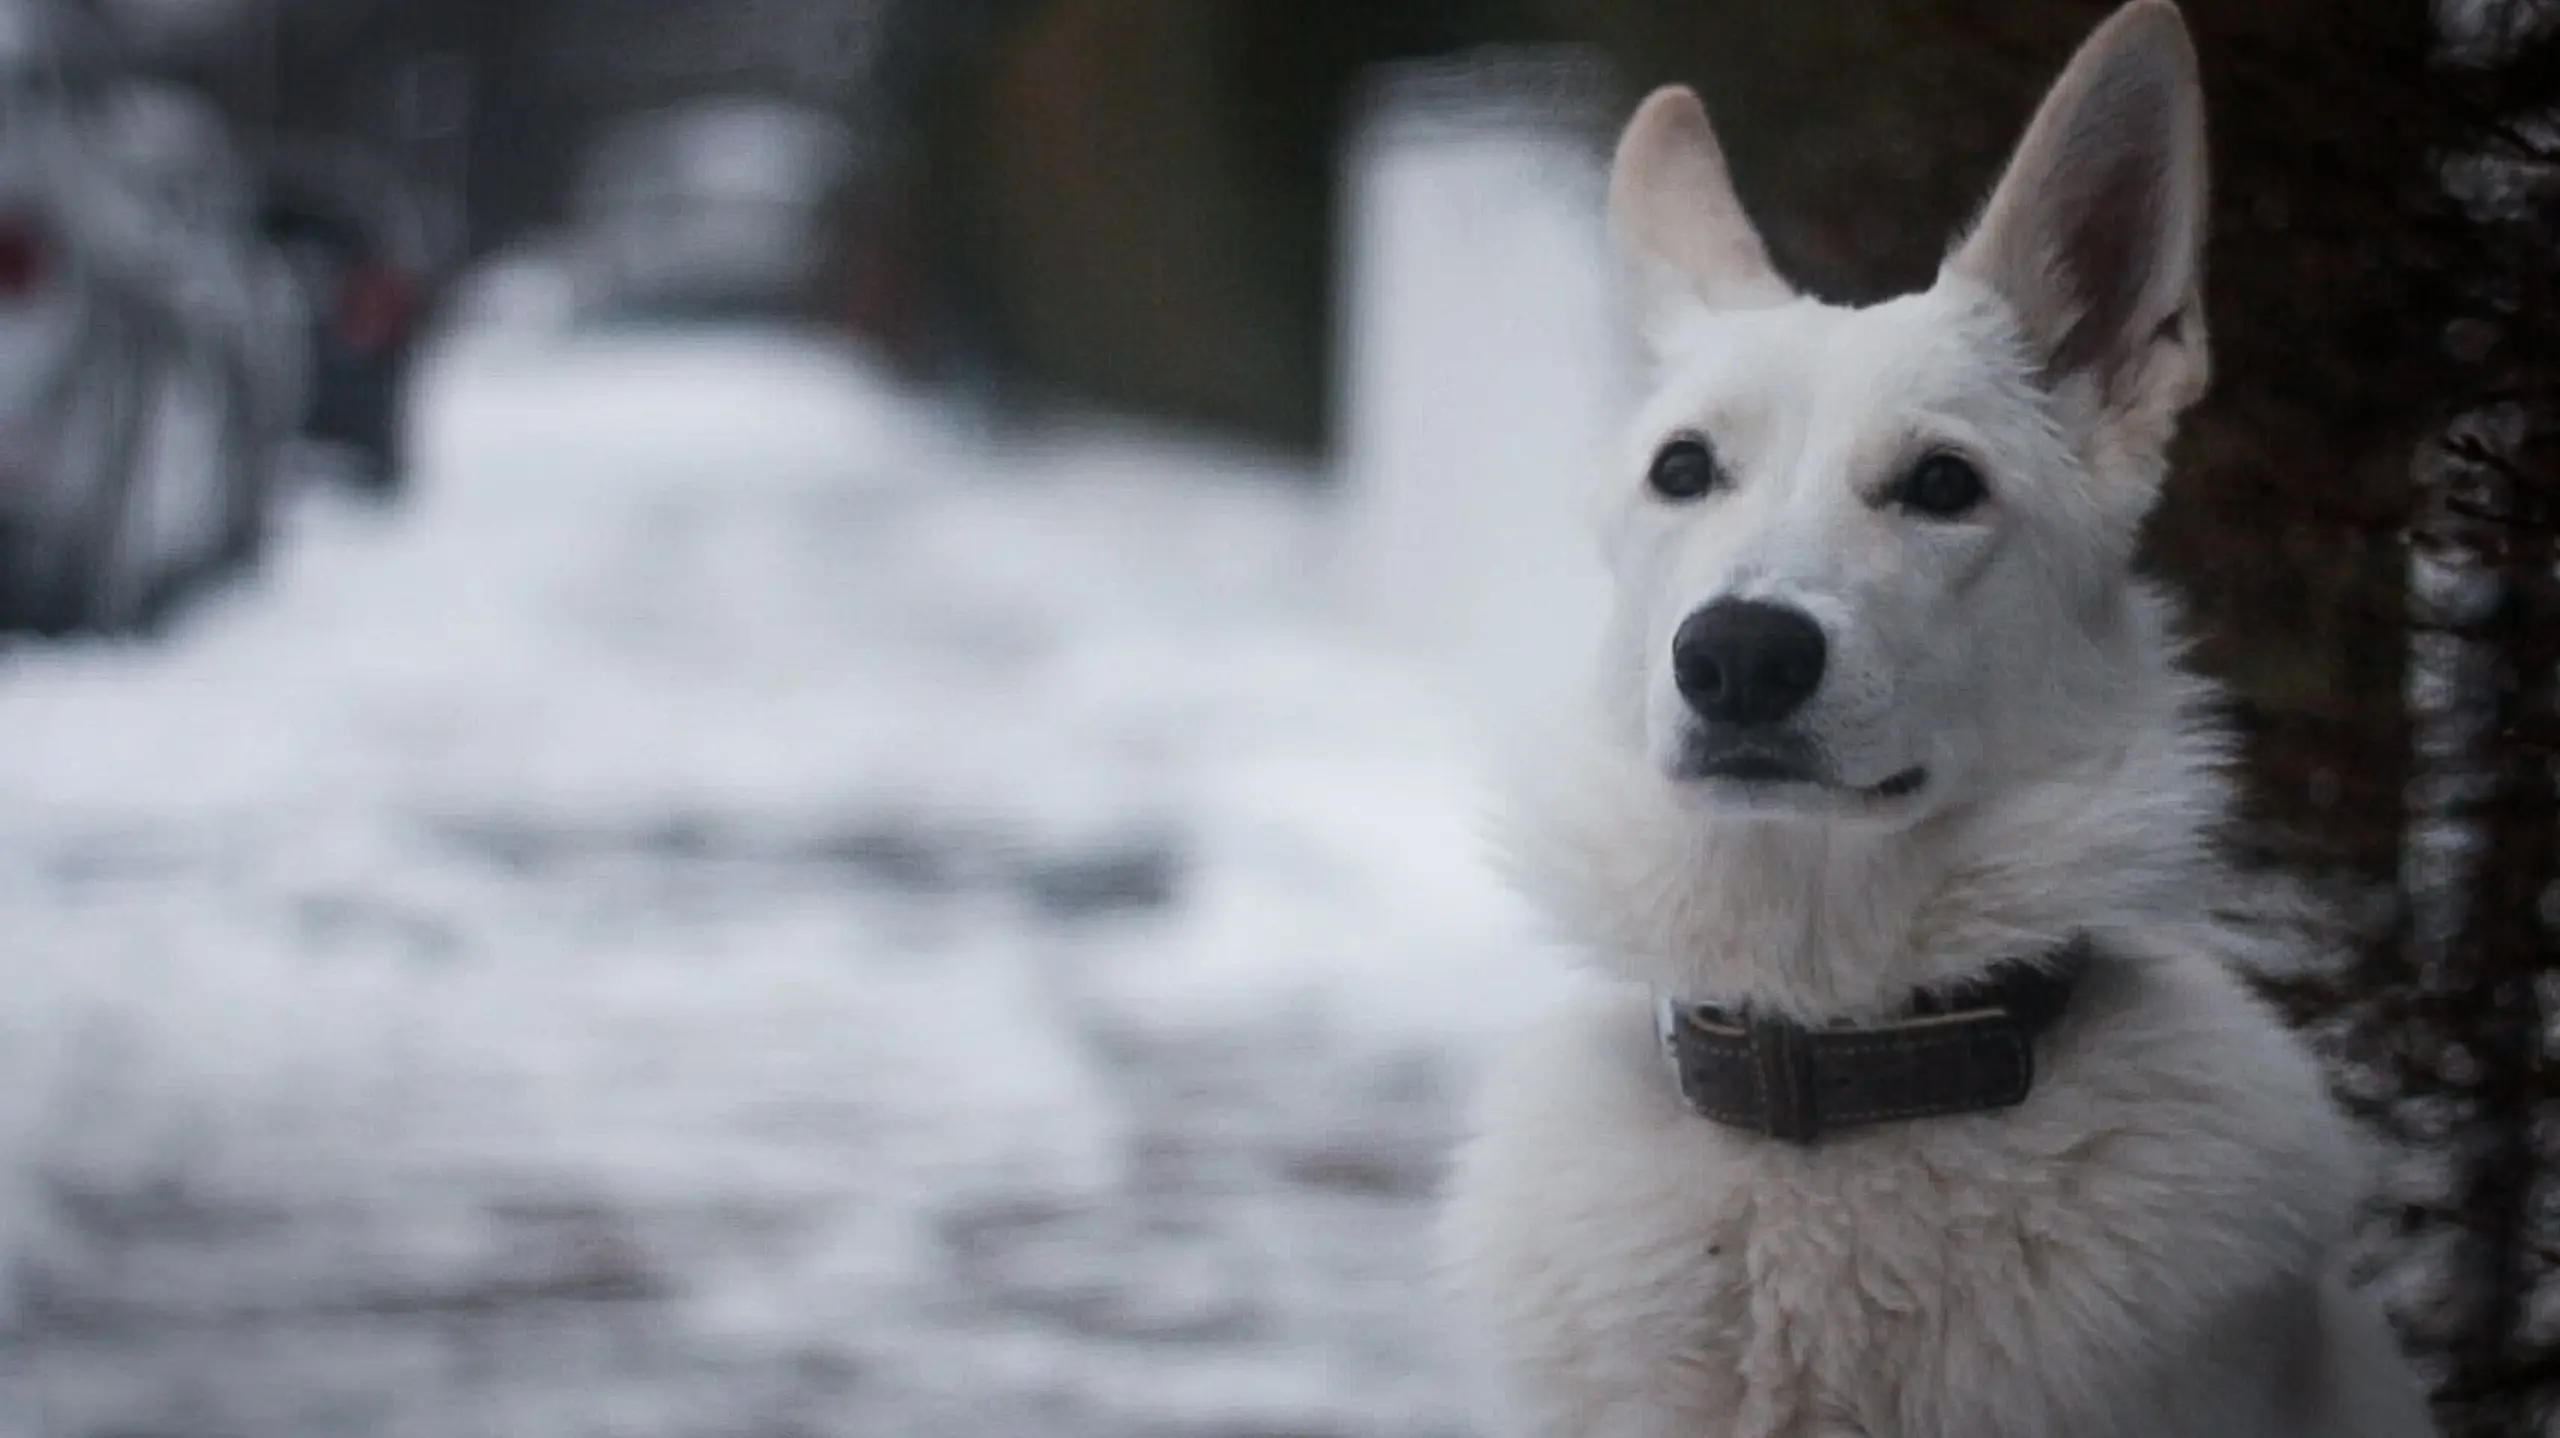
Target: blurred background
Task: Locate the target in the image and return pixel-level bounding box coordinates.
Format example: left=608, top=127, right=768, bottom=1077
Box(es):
left=0, top=0, right=2553, bottom=1434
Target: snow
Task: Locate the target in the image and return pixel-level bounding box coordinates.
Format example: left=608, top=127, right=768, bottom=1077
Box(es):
left=0, top=315, right=1576, bottom=1434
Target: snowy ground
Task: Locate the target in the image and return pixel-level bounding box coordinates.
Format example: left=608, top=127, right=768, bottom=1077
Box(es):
left=0, top=326, right=1572, bottom=1437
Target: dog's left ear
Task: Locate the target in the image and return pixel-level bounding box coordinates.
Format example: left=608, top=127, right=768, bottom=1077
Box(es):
left=1949, top=0, right=2210, bottom=431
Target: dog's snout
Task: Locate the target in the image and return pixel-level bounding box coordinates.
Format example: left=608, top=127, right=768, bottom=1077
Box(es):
left=1672, top=600, right=1828, bottom=727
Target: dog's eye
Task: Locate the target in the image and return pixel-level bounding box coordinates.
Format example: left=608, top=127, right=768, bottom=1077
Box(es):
left=1893, top=453, right=1988, bottom=519
left=1647, top=436, right=1725, bottom=501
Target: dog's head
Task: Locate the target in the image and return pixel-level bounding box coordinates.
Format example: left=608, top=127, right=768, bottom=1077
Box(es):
left=1593, top=0, right=2209, bottom=826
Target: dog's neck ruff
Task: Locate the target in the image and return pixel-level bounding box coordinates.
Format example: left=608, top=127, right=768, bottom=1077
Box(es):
left=1653, top=936, right=2094, bottom=1144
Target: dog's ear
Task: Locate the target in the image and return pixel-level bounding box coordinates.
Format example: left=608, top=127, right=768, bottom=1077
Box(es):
left=1948, top=0, right=2209, bottom=426
left=1609, top=86, right=1793, bottom=332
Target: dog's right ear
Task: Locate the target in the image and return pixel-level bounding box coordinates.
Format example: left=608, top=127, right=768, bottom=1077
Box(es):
left=1609, top=86, right=1793, bottom=338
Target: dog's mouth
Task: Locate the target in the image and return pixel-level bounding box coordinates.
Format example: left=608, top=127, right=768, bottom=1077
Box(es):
left=1677, top=734, right=1928, bottom=804
left=1865, top=766, right=1929, bottom=799
left=1689, top=750, right=1819, bottom=784
left=1676, top=732, right=1824, bottom=786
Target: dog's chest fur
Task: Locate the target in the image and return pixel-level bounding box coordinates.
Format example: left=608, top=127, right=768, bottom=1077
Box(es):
left=1439, top=952, right=2366, bottom=1438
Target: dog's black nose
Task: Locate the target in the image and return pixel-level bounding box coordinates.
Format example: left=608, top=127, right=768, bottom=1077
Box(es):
left=1672, top=600, right=1828, bottom=727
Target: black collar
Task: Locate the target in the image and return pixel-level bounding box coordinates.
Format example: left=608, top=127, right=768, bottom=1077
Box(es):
left=1653, top=936, right=2095, bottom=1145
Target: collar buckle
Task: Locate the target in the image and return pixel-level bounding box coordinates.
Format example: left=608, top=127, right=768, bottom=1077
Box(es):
left=1749, top=1011, right=1822, bottom=1144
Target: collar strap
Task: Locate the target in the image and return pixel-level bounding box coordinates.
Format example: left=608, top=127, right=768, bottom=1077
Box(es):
left=1653, top=937, right=2095, bottom=1145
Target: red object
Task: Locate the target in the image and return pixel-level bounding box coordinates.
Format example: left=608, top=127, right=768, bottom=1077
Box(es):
left=0, top=216, right=51, bottom=300
left=335, top=265, right=417, bottom=351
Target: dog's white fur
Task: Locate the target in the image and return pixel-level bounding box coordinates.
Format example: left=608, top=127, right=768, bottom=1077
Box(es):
left=1437, top=5, right=2440, bottom=1436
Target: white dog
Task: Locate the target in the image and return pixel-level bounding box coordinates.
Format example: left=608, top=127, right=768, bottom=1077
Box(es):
left=1437, top=5, right=2439, bottom=1436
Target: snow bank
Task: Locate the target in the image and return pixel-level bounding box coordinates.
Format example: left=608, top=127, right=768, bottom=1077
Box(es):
left=0, top=322, right=1573, bottom=1432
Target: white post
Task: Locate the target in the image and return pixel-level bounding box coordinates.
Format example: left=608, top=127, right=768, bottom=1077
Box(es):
left=1333, top=51, right=1625, bottom=743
